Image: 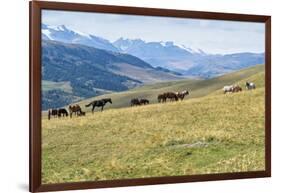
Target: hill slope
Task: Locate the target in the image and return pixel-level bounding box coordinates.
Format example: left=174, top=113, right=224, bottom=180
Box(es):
left=42, top=69, right=265, bottom=183
left=42, top=40, right=182, bottom=110
left=72, top=64, right=264, bottom=112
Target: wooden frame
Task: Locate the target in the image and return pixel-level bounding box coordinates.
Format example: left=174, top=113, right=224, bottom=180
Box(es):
left=30, top=1, right=271, bottom=192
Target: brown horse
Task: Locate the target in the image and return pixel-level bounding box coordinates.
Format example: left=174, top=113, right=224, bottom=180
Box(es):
left=69, top=104, right=82, bottom=118
left=232, top=85, right=242, bottom=93
left=158, top=94, right=166, bottom=103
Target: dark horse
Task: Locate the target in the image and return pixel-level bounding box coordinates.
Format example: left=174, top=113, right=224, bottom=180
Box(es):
left=158, top=94, right=166, bottom=103
left=165, top=92, right=178, bottom=101
left=131, top=98, right=141, bottom=106
left=140, top=99, right=149, bottom=105
left=85, top=98, right=112, bottom=113
left=48, top=108, right=68, bottom=120
left=158, top=92, right=178, bottom=103
left=58, top=108, right=68, bottom=117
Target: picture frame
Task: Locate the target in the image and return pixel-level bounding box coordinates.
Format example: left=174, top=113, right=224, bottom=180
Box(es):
left=30, top=1, right=271, bottom=192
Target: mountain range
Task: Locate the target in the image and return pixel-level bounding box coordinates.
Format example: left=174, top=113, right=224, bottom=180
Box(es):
left=42, top=24, right=264, bottom=78
left=41, top=24, right=265, bottom=109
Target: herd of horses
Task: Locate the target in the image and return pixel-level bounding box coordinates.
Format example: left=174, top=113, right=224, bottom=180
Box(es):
left=47, top=98, right=112, bottom=120
left=47, top=81, right=256, bottom=120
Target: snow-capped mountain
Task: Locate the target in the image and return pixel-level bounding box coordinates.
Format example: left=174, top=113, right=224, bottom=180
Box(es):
left=113, top=38, right=264, bottom=77
left=41, top=24, right=265, bottom=78
left=42, top=24, right=119, bottom=52
left=113, top=38, right=207, bottom=71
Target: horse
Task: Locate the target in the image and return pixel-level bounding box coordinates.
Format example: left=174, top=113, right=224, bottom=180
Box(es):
left=85, top=98, right=112, bottom=113
left=58, top=108, right=68, bottom=117
left=140, top=99, right=149, bottom=105
left=232, top=85, right=242, bottom=93
left=177, top=90, right=189, bottom=100
left=48, top=109, right=58, bottom=120
left=51, top=109, right=58, bottom=117
left=69, top=104, right=82, bottom=118
left=131, top=98, right=141, bottom=106
left=223, top=85, right=234, bottom=94
left=158, top=94, right=166, bottom=103
left=246, top=82, right=256, bottom=90
left=163, top=92, right=178, bottom=101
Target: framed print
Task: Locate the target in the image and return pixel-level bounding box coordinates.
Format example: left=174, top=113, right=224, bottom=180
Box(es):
left=29, top=1, right=271, bottom=192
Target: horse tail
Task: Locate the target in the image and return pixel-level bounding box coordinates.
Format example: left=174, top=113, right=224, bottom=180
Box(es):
left=85, top=102, right=92, bottom=107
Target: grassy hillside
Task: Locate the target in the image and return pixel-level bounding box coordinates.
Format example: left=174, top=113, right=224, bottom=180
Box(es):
left=62, top=64, right=264, bottom=112
left=42, top=68, right=265, bottom=183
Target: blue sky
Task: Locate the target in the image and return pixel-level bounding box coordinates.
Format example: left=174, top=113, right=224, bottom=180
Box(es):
left=42, top=10, right=265, bottom=54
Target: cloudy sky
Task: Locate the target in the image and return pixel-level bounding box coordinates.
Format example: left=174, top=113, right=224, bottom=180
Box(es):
left=42, top=10, right=265, bottom=54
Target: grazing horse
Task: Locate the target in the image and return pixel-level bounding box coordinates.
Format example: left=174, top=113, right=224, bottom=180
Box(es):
left=158, top=94, right=166, bottom=103
left=246, top=82, right=256, bottom=90
left=48, top=109, right=58, bottom=120
left=58, top=108, right=68, bottom=117
left=69, top=104, right=82, bottom=118
left=177, top=90, right=189, bottom=101
left=51, top=109, right=58, bottom=117
left=85, top=98, right=112, bottom=113
left=140, top=99, right=149, bottom=105
left=131, top=98, right=141, bottom=106
left=223, top=85, right=234, bottom=94
left=232, top=85, right=242, bottom=93
left=163, top=92, right=178, bottom=102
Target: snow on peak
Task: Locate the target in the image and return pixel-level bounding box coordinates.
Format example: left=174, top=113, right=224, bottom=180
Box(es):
left=42, top=29, right=53, bottom=40
left=71, top=29, right=91, bottom=39
left=176, top=44, right=206, bottom=54
left=159, top=41, right=174, bottom=47
left=47, top=25, right=67, bottom=31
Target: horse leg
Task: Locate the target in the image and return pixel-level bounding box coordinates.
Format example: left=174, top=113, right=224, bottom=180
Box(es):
left=101, top=105, right=104, bottom=111
left=92, top=106, right=95, bottom=114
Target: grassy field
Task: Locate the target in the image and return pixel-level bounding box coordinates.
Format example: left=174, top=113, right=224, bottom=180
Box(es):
left=42, top=65, right=265, bottom=184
